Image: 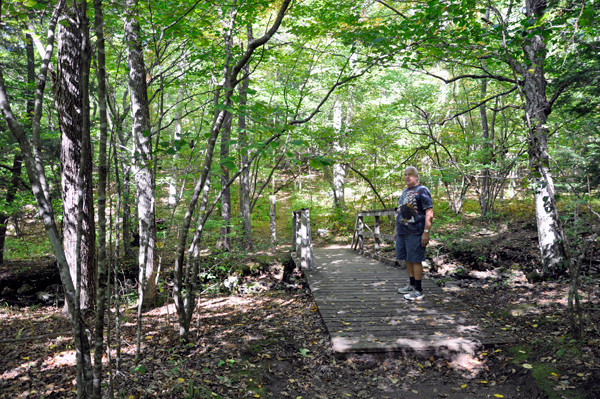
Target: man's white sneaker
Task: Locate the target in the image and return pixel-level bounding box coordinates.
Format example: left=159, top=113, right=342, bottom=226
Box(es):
left=398, top=284, right=415, bottom=294
left=404, top=290, right=425, bottom=301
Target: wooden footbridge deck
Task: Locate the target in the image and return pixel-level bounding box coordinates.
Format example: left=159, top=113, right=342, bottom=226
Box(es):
left=298, top=246, right=514, bottom=354
left=290, top=208, right=513, bottom=354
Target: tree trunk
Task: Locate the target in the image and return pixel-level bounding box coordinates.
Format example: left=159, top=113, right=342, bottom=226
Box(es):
left=238, top=43, right=252, bottom=250
left=217, top=114, right=232, bottom=251
left=107, top=90, right=133, bottom=257
left=92, top=0, right=109, bottom=396
left=479, top=78, right=491, bottom=217
left=521, top=0, right=568, bottom=278
left=54, top=0, right=96, bottom=311
left=0, top=154, right=23, bottom=264
left=123, top=0, right=157, bottom=308
left=331, top=100, right=345, bottom=207
left=1, top=1, right=95, bottom=396
left=122, top=163, right=133, bottom=257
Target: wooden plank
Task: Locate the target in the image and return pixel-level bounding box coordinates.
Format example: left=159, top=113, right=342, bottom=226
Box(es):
left=358, top=208, right=396, bottom=217
left=361, top=231, right=394, bottom=242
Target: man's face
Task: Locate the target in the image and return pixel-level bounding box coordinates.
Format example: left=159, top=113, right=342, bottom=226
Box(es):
left=404, top=170, right=418, bottom=188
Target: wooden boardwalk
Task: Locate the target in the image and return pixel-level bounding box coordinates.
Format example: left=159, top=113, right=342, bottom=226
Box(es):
left=304, top=247, right=513, bottom=354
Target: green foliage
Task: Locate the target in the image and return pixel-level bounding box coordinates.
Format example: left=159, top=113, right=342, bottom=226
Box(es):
left=3, top=235, right=51, bottom=260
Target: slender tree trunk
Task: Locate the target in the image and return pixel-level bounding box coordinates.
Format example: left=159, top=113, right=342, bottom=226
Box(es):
left=92, top=0, right=108, bottom=396
left=122, top=163, right=133, bottom=257
left=53, top=0, right=96, bottom=311
left=217, top=114, right=232, bottom=251
left=0, top=154, right=22, bottom=264
left=123, top=0, right=157, bottom=307
left=331, top=100, right=345, bottom=207
left=479, top=78, right=491, bottom=217
left=107, top=90, right=133, bottom=257
left=238, top=39, right=252, bottom=250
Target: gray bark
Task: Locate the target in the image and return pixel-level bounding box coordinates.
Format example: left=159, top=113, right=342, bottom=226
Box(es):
left=123, top=0, right=157, bottom=308
left=107, top=90, right=133, bottom=258
left=92, top=0, right=108, bottom=396
left=331, top=99, right=345, bottom=207
left=238, top=42, right=252, bottom=250
left=217, top=114, right=232, bottom=251
left=0, top=1, right=94, bottom=397
left=53, top=0, right=96, bottom=311
left=520, top=0, right=568, bottom=277
left=479, top=78, right=491, bottom=217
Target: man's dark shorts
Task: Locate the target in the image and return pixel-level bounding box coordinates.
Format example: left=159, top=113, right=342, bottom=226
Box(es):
left=395, top=234, right=425, bottom=263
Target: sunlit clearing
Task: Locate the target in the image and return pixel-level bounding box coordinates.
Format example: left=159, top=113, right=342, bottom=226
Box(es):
left=40, top=350, right=77, bottom=371
left=146, top=303, right=177, bottom=316
left=0, top=309, right=12, bottom=321
left=449, top=353, right=486, bottom=378
left=198, top=294, right=288, bottom=314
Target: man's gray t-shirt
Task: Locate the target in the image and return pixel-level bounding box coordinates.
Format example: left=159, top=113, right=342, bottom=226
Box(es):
left=396, top=185, right=433, bottom=235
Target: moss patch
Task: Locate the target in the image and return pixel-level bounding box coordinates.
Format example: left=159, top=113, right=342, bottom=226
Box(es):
left=507, top=345, right=587, bottom=399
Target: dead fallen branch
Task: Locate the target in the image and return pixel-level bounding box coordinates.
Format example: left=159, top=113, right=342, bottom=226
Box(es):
left=0, top=331, right=72, bottom=344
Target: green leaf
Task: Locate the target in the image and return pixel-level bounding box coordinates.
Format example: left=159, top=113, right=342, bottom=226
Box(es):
left=133, top=365, right=147, bottom=375
left=221, top=161, right=237, bottom=171
left=309, top=159, right=321, bottom=169
left=299, top=348, right=309, bottom=357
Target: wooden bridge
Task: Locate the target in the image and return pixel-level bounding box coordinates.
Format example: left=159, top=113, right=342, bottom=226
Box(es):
left=291, top=208, right=514, bottom=354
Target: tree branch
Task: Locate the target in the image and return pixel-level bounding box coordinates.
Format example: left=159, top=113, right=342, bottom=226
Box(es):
left=374, top=0, right=407, bottom=19
left=342, top=162, right=388, bottom=209
left=408, top=67, right=518, bottom=85
left=230, top=0, right=292, bottom=83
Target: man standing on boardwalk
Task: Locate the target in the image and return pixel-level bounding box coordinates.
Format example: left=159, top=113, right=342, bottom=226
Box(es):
left=393, top=166, right=434, bottom=300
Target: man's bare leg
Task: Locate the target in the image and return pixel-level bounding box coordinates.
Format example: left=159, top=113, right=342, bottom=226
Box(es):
left=406, top=262, right=423, bottom=292
left=406, top=262, right=414, bottom=278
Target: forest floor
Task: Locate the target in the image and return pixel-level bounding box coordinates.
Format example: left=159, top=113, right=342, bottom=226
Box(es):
left=0, top=221, right=599, bottom=399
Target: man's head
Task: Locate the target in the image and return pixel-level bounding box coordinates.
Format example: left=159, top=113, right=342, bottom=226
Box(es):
left=404, top=166, right=419, bottom=188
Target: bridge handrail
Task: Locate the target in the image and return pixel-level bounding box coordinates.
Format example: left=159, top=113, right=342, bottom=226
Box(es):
left=292, top=208, right=314, bottom=271
left=351, top=207, right=396, bottom=253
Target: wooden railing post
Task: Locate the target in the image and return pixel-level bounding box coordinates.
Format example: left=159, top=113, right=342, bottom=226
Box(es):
left=374, top=215, right=381, bottom=252
left=351, top=215, right=359, bottom=249
left=358, top=214, right=364, bottom=253
left=292, top=211, right=299, bottom=252
left=300, top=208, right=313, bottom=271
left=295, top=212, right=302, bottom=258
left=306, top=209, right=314, bottom=270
